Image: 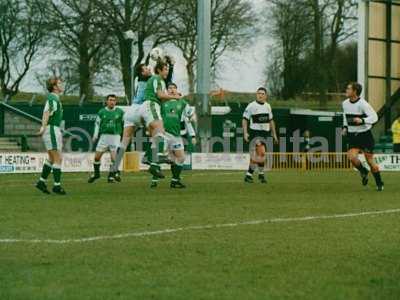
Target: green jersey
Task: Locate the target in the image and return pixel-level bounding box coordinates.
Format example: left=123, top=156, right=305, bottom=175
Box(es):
left=144, top=75, right=166, bottom=104
left=94, top=107, right=124, bottom=137
left=162, top=99, right=191, bottom=137
left=44, top=93, right=63, bottom=127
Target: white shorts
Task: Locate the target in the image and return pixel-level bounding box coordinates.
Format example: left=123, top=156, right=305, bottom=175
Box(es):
left=96, top=134, right=120, bottom=152
left=124, top=104, right=143, bottom=128
left=140, top=101, right=161, bottom=127
left=165, top=132, right=184, bottom=151
left=42, top=125, right=62, bottom=151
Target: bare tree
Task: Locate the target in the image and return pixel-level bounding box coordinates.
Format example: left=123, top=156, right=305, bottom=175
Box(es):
left=326, top=0, right=357, bottom=91
left=35, top=58, right=79, bottom=95
left=92, top=0, right=179, bottom=100
left=45, top=0, right=115, bottom=100
left=266, top=0, right=357, bottom=101
left=0, top=0, right=48, bottom=98
left=267, top=0, right=312, bottom=99
left=168, top=0, right=254, bottom=94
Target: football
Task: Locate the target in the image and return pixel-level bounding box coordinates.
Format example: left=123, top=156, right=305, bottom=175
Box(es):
left=150, top=47, right=164, bottom=61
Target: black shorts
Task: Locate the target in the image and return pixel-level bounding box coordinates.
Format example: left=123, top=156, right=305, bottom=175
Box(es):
left=248, top=129, right=271, bottom=148
left=347, top=130, right=375, bottom=153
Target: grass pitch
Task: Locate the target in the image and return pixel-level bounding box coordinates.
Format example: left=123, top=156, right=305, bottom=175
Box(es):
left=0, top=170, right=399, bottom=300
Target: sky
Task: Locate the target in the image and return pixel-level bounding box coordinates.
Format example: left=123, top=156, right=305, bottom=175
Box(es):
left=20, top=0, right=269, bottom=96
left=168, top=36, right=270, bottom=94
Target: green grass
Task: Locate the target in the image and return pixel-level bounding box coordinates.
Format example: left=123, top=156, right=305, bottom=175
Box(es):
left=0, top=171, right=399, bottom=300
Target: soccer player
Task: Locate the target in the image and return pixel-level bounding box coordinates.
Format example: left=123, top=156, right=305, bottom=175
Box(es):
left=133, top=57, right=174, bottom=105
left=243, top=87, right=278, bottom=184
left=150, top=82, right=195, bottom=188
left=342, top=82, right=384, bottom=191
left=133, top=63, right=152, bottom=105
left=35, top=77, right=66, bottom=195
left=107, top=63, right=151, bottom=176
left=109, top=58, right=177, bottom=179
left=88, top=95, right=124, bottom=183
left=108, top=99, right=144, bottom=177
left=141, top=61, right=181, bottom=179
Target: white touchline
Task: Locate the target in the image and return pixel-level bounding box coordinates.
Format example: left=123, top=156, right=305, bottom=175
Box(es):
left=1, top=208, right=400, bottom=245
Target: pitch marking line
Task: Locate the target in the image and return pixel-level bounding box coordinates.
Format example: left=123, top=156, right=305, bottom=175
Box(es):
left=1, top=208, right=400, bottom=244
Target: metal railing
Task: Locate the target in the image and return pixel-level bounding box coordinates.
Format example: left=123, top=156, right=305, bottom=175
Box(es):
left=0, top=101, right=77, bottom=138
left=269, top=152, right=352, bottom=171
left=124, top=152, right=353, bottom=172
left=0, top=135, right=38, bottom=152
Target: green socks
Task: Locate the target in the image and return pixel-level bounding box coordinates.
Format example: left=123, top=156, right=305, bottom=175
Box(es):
left=171, top=163, right=183, bottom=181
left=149, top=134, right=166, bottom=163
left=94, top=160, right=101, bottom=176
left=39, top=160, right=53, bottom=182
left=53, top=164, right=62, bottom=186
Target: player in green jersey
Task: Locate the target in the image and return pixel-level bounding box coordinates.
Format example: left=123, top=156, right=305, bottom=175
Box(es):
left=108, top=57, right=177, bottom=179
left=141, top=61, right=182, bottom=180
left=35, top=77, right=66, bottom=195
left=151, top=83, right=196, bottom=189
left=88, top=95, right=124, bottom=183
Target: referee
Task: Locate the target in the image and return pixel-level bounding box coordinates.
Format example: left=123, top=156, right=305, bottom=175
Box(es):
left=242, top=87, right=278, bottom=183
left=342, top=82, right=384, bottom=191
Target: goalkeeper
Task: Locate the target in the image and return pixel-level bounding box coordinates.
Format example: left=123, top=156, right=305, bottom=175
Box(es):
left=151, top=82, right=196, bottom=188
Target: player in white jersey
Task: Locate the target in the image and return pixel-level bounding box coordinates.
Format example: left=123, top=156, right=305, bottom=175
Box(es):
left=242, top=87, right=278, bottom=184
left=108, top=102, right=144, bottom=175
left=342, top=82, right=384, bottom=191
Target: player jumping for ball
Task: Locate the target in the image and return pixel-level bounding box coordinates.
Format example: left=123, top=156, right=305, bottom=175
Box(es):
left=150, top=82, right=196, bottom=188
left=243, top=87, right=278, bottom=184
left=35, top=77, right=66, bottom=195
left=88, top=94, right=124, bottom=183
left=109, top=60, right=179, bottom=180
left=108, top=96, right=145, bottom=178
left=342, top=82, right=384, bottom=191
left=141, top=61, right=182, bottom=178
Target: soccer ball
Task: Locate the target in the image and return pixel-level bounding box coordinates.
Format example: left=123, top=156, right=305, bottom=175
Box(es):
left=150, top=47, right=164, bottom=61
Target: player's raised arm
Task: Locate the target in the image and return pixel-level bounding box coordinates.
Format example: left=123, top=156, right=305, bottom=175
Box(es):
left=165, top=55, right=175, bottom=86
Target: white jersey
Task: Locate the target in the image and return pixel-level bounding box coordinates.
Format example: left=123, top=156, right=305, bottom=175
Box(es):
left=342, top=97, right=378, bottom=133
left=243, top=101, right=273, bottom=132
left=123, top=104, right=143, bottom=128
